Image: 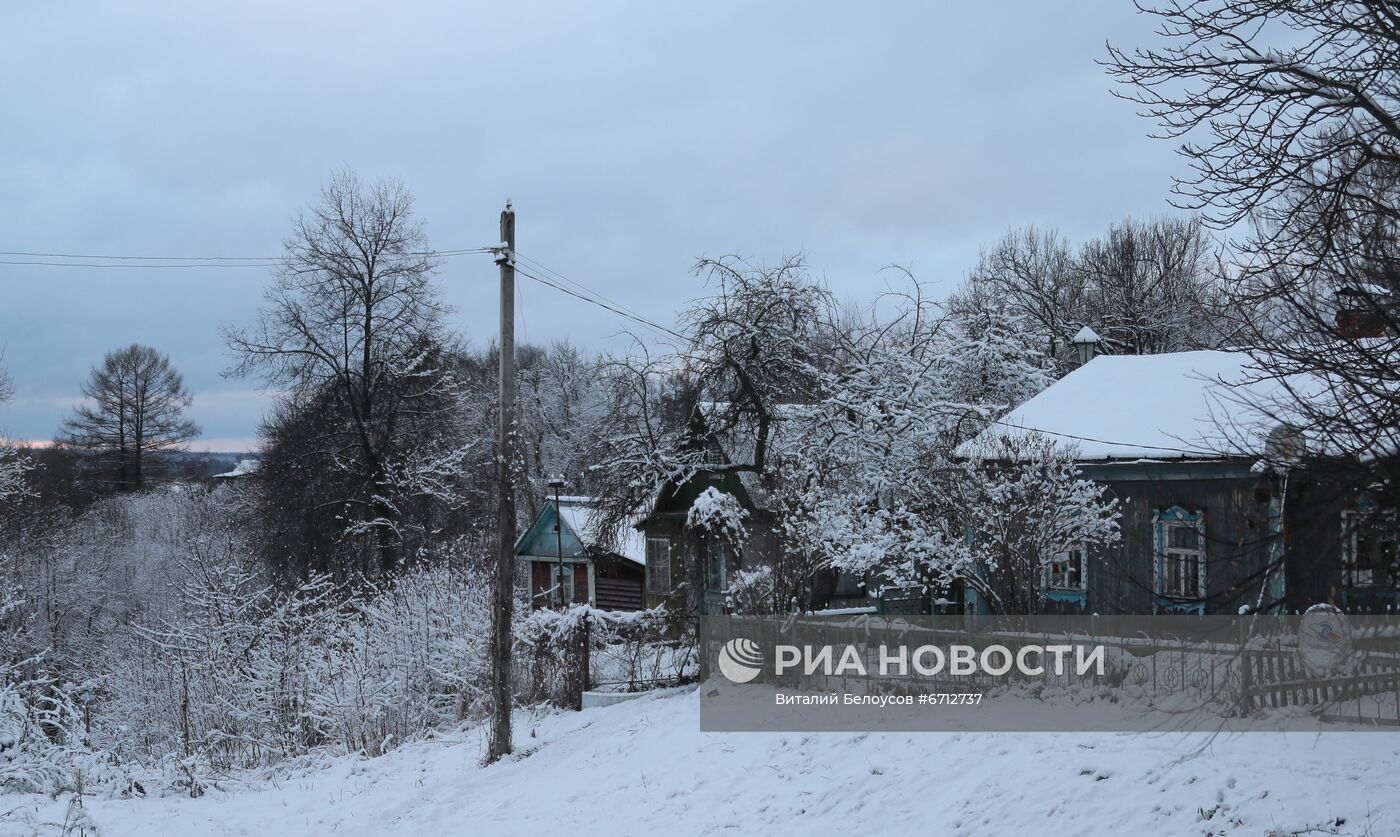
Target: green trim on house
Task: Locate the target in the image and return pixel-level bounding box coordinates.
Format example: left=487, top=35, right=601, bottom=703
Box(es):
left=1151, top=505, right=1206, bottom=615
left=515, top=503, right=587, bottom=561
left=1043, top=589, right=1087, bottom=608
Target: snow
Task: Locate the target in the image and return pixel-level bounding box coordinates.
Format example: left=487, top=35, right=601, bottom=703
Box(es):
left=5, top=688, right=1395, bottom=836
left=554, top=495, right=644, bottom=565
left=686, top=487, right=749, bottom=544
left=1072, top=325, right=1101, bottom=344
left=960, top=350, right=1304, bottom=461
left=211, top=459, right=261, bottom=479
left=810, top=606, right=877, bottom=616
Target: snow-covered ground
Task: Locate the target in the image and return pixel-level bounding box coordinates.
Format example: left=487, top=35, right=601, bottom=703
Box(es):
left=3, top=688, right=1396, bottom=836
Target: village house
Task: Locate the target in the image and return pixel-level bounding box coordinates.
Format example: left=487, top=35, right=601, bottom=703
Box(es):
left=633, top=409, right=780, bottom=616
left=631, top=334, right=1399, bottom=621
left=959, top=343, right=1394, bottom=616
left=634, top=469, right=778, bottom=615
left=515, top=496, right=647, bottom=611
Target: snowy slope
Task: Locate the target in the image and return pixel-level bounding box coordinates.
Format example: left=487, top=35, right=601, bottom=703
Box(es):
left=3, top=688, right=1396, bottom=836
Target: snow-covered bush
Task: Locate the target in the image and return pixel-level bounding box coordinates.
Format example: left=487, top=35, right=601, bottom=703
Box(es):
left=518, top=605, right=598, bottom=708
left=686, top=487, right=748, bottom=547
left=0, top=563, right=127, bottom=797
left=957, top=434, right=1121, bottom=613
left=4, top=484, right=500, bottom=785
left=724, top=566, right=775, bottom=614
left=518, top=604, right=691, bottom=706
left=0, top=662, right=114, bottom=796
left=303, top=560, right=492, bottom=757
left=0, top=443, right=29, bottom=511
left=98, top=557, right=494, bottom=779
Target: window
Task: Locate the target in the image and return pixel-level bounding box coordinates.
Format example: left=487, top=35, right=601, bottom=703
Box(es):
left=1344, top=511, right=1396, bottom=588
left=646, top=537, right=671, bottom=595
left=1046, top=544, right=1085, bottom=591
left=704, top=538, right=726, bottom=592
left=1156, top=514, right=1204, bottom=598
left=548, top=563, right=574, bottom=605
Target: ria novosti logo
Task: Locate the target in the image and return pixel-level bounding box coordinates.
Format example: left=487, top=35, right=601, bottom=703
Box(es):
left=715, top=637, right=1108, bottom=684
left=717, top=637, right=765, bottom=683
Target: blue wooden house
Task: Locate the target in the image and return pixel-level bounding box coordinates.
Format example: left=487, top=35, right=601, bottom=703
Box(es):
left=958, top=349, right=1394, bottom=616
left=516, top=496, right=647, bottom=611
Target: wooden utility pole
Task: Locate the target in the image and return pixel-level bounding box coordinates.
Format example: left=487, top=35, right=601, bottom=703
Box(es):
left=486, top=201, right=517, bottom=764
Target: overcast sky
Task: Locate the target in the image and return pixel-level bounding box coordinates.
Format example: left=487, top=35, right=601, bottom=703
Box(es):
left=0, top=1, right=1187, bottom=451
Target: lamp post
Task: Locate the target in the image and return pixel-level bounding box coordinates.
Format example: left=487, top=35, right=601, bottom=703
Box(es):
left=548, top=477, right=566, bottom=609
left=1071, top=325, right=1101, bottom=367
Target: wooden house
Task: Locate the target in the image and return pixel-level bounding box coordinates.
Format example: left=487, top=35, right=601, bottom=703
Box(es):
left=959, top=348, right=1395, bottom=615
left=633, top=410, right=779, bottom=616
left=516, top=496, right=647, bottom=611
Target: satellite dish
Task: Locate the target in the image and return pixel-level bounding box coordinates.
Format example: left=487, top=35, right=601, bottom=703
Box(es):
left=1298, top=603, right=1354, bottom=677
left=1264, top=424, right=1307, bottom=465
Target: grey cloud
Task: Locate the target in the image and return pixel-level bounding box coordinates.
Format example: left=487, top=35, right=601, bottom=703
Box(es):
left=0, top=0, right=1187, bottom=446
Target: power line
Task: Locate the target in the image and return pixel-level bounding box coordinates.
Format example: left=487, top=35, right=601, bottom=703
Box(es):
left=0, top=238, right=1216, bottom=457
left=513, top=250, right=661, bottom=332
left=824, top=378, right=1222, bottom=457
left=978, top=416, right=1222, bottom=458
left=0, top=259, right=278, bottom=269
left=0, top=251, right=279, bottom=262
left=0, top=246, right=497, bottom=268
left=512, top=264, right=685, bottom=342
left=516, top=267, right=527, bottom=345
left=510, top=254, right=1205, bottom=456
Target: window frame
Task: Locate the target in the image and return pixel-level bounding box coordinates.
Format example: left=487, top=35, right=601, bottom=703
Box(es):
left=548, top=563, right=575, bottom=605
left=1343, top=510, right=1396, bottom=589
left=703, top=536, right=726, bottom=593
left=1153, top=508, right=1206, bottom=601
left=646, top=537, right=672, bottom=595
left=1045, top=543, right=1087, bottom=592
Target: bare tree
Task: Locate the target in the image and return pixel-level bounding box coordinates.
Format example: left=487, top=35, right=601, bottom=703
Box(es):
left=0, top=351, right=13, bottom=405
left=960, top=227, right=1082, bottom=368
left=588, top=256, right=835, bottom=542
left=60, top=344, right=199, bottom=491
left=1106, top=1, right=1400, bottom=513
left=226, top=171, right=447, bottom=577
left=1075, top=215, right=1232, bottom=355
left=0, top=355, right=29, bottom=508
left=955, top=218, right=1231, bottom=374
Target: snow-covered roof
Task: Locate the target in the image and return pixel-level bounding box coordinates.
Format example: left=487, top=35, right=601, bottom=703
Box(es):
left=213, top=459, right=261, bottom=479
left=555, top=496, right=645, bottom=565
left=958, top=350, right=1310, bottom=462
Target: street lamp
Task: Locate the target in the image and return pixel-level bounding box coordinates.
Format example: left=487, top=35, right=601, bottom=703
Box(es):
left=548, top=477, right=566, bottom=609
left=1071, top=325, right=1101, bottom=367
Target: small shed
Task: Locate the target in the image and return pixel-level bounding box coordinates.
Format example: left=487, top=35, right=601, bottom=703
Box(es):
left=515, top=496, right=646, bottom=611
